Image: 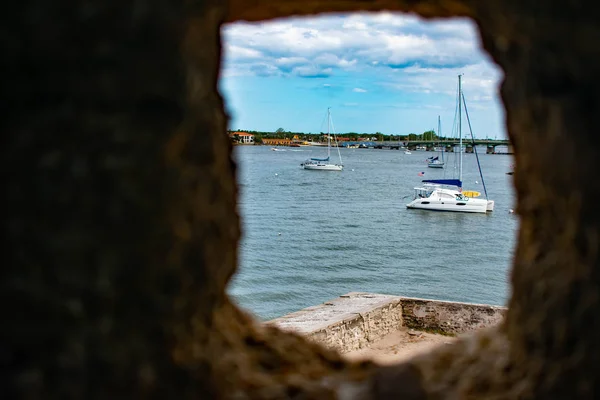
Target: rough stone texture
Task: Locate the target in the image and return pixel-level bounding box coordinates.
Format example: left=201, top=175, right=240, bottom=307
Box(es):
left=5, top=0, right=600, bottom=399
left=226, top=0, right=475, bottom=22
left=401, top=298, right=506, bottom=336
left=269, top=293, right=404, bottom=353
left=269, top=293, right=505, bottom=353
left=1, top=1, right=372, bottom=399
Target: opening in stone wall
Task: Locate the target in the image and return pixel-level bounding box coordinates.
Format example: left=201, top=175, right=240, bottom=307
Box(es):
left=219, top=12, right=516, bottom=323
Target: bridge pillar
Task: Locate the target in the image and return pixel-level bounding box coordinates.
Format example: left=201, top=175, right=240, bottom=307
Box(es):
left=466, top=145, right=474, bottom=153
left=486, top=145, right=496, bottom=154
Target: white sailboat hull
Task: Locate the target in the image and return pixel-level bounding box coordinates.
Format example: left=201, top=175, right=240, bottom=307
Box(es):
left=303, top=163, right=343, bottom=171
left=405, top=76, right=495, bottom=214
left=302, top=108, right=344, bottom=172
left=406, top=197, right=489, bottom=213
left=427, top=162, right=444, bottom=168
left=406, top=185, right=494, bottom=214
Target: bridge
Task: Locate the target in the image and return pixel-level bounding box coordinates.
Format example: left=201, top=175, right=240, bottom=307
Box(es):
left=345, top=139, right=513, bottom=154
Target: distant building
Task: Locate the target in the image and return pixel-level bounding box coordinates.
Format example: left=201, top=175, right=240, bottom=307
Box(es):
left=229, top=131, right=254, bottom=144
left=262, top=138, right=291, bottom=146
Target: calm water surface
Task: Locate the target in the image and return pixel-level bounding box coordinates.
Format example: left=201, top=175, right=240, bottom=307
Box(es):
left=229, top=146, right=518, bottom=321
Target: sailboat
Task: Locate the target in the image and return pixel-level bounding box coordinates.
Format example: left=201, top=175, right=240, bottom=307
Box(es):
left=301, top=108, right=344, bottom=171
left=406, top=75, right=495, bottom=213
left=427, top=116, right=445, bottom=168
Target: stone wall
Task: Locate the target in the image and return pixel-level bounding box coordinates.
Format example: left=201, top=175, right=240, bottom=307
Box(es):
left=267, top=292, right=507, bottom=353
left=268, top=293, right=403, bottom=353
left=401, top=298, right=506, bottom=336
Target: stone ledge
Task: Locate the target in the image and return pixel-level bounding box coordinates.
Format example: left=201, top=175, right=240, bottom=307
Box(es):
left=267, top=292, right=507, bottom=353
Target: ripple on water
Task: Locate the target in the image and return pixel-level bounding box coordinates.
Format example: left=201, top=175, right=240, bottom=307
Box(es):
left=231, top=146, right=518, bottom=320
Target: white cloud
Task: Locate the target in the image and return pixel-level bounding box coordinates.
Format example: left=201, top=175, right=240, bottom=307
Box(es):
left=224, top=44, right=263, bottom=60
left=220, top=13, right=502, bottom=112
left=222, top=13, right=485, bottom=77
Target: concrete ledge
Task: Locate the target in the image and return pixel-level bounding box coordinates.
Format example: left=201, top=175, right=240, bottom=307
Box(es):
left=267, top=292, right=507, bottom=353
left=268, top=292, right=403, bottom=353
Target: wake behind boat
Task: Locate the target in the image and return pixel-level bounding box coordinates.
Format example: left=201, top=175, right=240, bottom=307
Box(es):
left=301, top=108, right=343, bottom=171
left=407, top=74, right=494, bottom=213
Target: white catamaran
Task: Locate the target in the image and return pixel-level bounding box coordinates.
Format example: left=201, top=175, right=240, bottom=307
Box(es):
left=301, top=108, right=343, bottom=171
left=406, top=75, right=495, bottom=213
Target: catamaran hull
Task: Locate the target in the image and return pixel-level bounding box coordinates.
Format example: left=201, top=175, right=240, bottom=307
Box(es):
left=303, top=164, right=343, bottom=171
left=406, top=198, right=489, bottom=213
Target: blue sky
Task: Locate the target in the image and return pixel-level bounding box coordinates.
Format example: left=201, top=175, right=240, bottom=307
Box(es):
left=220, top=13, right=506, bottom=139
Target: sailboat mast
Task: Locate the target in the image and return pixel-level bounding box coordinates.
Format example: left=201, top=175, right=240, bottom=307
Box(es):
left=327, top=107, right=331, bottom=158
left=458, top=74, right=463, bottom=183
left=438, top=115, right=443, bottom=162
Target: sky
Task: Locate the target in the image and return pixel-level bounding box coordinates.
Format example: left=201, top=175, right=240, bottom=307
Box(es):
left=219, top=12, right=506, bottom=139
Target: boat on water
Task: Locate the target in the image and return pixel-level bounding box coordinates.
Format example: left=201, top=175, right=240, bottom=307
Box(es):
left=301, top=108, right=343, bottom=171
left=406, top=74, right=494, bottom=213
left=404, top=149, right=412, bottom=155
left=427, top=116, right=445, bottom=169
left=427, top=156, right=444, bottom=168
left=408, top=181, right=492, bottom=213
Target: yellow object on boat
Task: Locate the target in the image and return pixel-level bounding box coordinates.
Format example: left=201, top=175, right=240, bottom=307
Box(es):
left=462, top=190, right=481, bottom=198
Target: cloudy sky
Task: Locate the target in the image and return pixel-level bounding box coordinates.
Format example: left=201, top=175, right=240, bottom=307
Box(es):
left=219, top=12, right=506, bottom=138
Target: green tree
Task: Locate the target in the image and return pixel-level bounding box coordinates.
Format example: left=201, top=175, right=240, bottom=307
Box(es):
left=422, top=129, right=437, bottom=141
left=408, top=133, right=417, bottom=141
left=274, top=127, right=286, bottom=139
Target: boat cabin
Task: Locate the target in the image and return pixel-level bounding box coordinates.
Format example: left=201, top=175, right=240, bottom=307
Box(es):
left=413, top=183, right=469, bottom=201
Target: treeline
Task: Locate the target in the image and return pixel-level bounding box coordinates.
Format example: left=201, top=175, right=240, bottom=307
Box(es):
left=229, top=128, right=446, bottom=144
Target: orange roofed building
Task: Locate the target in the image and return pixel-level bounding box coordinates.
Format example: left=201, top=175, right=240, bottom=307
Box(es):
left=229, top=131, right=254, bottom=144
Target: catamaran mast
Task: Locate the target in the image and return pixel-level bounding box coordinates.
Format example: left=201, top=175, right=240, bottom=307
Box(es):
left=327, top=107, right=331, bottom=159
left=458, top=74, right=463, bottom=183
left=438, top=115, right=443, bottom=162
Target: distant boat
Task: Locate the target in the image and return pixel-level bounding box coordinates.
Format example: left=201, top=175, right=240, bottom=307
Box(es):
left=301, top=108, right=343, bottom=171
left=271, top=147, right=286, bottom=152
left=427, top=116, right=445, bottom=169
left=427, top=156, right=444, bottom=168
left=406, top=74, right=494, bottom=213
left=404, top=149, right=412, bottom=155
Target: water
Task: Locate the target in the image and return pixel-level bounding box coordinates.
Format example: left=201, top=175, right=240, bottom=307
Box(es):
left=229, top=146, right=518, bottom=321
